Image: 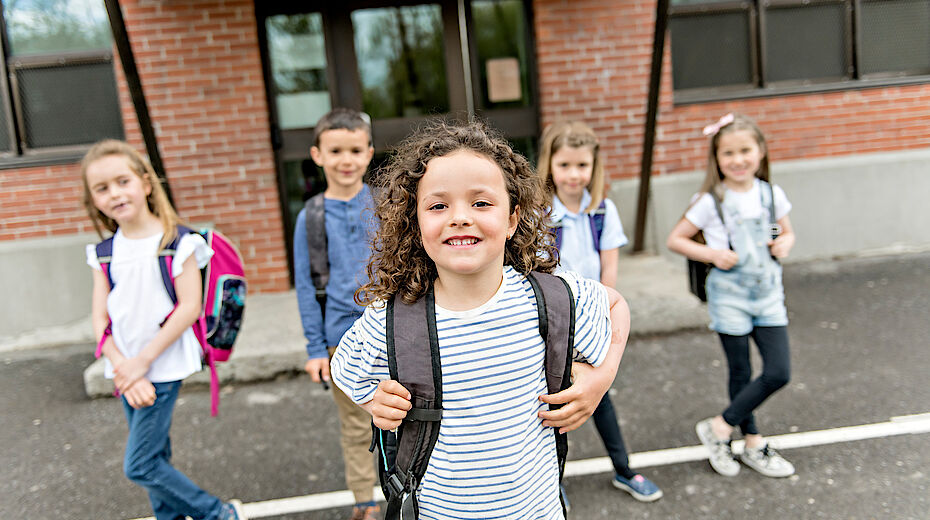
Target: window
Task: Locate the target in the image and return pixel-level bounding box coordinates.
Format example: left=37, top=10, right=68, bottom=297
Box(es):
left=351, top=4, right=449, bottom=119
left=669, top=0, right=930, bottom=102
left=0, top=0, right=123, bottom=162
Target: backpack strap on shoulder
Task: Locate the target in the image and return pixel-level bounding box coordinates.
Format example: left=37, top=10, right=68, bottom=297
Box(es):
left=527, top=271, right=575, bottom=516
left=94, top=237, right=116, bottom=359
left=381, top=286, right=443, bottom=519
left=709, top=190, right=734, bottom=251
left=157, top=225, right=192, bottom=305
left=95, top=237, right=116, bottom=290
left=527, top=272, right=575, bottom=397
left=588, top=199, right=607, bottom=252
left=304, top=193, right=329, bottom=306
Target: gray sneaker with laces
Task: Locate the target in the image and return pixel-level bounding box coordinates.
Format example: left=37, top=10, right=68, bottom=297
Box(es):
left=740, top=443, right=795, bottom=477
left=695, top=418, right=740, bottom=476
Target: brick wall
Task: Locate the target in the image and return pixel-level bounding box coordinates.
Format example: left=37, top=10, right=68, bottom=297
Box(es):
left=533, top=0, right=930, bottom=180
left=118, top=0, right=288, bottom=292
left=0, top=0, right=289, bottom=292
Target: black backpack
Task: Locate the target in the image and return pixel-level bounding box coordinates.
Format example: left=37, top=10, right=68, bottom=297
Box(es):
left=372, top=271, right=575, bottom=519
left=304, top=193, right=328, bottom=315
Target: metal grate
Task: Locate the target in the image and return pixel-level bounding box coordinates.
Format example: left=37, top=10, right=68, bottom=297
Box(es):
left=859, top=0, right=930, bottom=76
left=765, top=3, right=848, bottom=83
left=0, top=96, right=12, bottom=153
left=15, top=60, right=123, bottom=150
left=670, top=11, right=753, bottom=90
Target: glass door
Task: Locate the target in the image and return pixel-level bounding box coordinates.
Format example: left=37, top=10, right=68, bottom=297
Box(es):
left=257, top=1, right=540, bottom=281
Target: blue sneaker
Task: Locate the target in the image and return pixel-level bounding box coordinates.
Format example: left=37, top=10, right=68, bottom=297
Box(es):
left=611, top=474, right=663, bottom=502
left=218, top=499, right=247, bottom=520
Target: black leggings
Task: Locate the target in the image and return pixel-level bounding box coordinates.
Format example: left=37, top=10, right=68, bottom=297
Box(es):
left=719, top=326, right=791, bottom=435
left=592, top=393, right=636, bottom=479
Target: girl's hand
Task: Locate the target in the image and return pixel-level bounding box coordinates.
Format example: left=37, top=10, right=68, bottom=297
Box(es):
left=362, top=379, right=412, bottom=430
left=712, top=249, right=739, bottom=270
left=768, top=235, right=792, bottom=258
left=113, top=356, right=151, bottom=393
left=538, top=362, right=610, bottom=433
left=769, top=215, right=795, bottom=258
left=123, top=378, right=156, bottom=409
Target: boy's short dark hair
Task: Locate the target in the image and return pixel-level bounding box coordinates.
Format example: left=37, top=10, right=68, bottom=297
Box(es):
left=312, top=108, right=372, bottom=148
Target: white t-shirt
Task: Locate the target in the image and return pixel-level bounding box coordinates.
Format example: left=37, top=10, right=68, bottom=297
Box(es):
left=332, top=267, right=612, bottom=520
left=551, top=190, right=628, bottom=281
left=86, top=229, right=213, bottom=382
left=685, top=179, right=792, bottom=250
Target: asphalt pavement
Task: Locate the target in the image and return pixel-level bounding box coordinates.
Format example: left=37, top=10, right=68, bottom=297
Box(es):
left=3, top=252, right=929, bottom=519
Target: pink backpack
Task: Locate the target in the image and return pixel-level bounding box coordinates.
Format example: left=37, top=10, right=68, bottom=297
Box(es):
left=95, top=225, right=247, bottom=416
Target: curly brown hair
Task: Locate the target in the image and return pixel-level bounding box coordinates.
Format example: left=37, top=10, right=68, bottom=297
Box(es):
left=358, top=119, right=558, bottom=305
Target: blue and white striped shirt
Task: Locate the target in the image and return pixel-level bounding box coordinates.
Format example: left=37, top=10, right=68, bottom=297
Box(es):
left=332, top=266, right=612, bottom=519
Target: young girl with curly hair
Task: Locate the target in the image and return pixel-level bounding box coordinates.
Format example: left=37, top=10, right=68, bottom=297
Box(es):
left=331, top=120, right=629, bottom=519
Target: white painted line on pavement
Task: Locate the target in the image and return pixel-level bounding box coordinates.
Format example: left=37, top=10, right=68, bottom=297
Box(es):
left=129, top=413, right=930, bottom=519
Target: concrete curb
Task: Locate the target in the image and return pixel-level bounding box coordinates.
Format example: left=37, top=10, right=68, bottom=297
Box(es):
left=80, top=254, right=710, bottom=398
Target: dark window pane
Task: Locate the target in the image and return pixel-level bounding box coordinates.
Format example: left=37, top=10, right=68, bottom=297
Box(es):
left=669, top=12, right=753, bottom=90
left=860, top=0, right=930, bottom=76
left=352, top=5, right=449, bottom=119
left=3, top=0, right=111, bottom=56
left=265, top=13, right=331, bottom=129
left=17, top=61, right=123, bottom=149
left=0, top=98, right=12, bottom=153
left=671, top=0, right=736, bottom=5
left=471, top=0, right=531, bottom=109
left=765, top=4, right=847, bottom=83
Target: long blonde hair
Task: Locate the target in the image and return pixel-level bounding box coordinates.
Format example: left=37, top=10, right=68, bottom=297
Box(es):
left=537, top=121, right=606, bottom=213
left=80, top=139, right=180, bottom=250
left=699, top=113, right=770, bottom=201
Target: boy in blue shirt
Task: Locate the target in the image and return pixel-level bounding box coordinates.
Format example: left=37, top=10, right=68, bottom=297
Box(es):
left=293, top=108, right=379, bottom=520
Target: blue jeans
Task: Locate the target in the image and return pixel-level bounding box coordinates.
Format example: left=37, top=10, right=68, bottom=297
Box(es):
left=121, top=381, right=223, bottom=520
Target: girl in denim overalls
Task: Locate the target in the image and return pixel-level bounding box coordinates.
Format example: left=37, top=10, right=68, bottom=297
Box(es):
left=667, top=114, right=797, bottom=479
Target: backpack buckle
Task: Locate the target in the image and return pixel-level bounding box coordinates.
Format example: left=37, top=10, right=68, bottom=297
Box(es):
left=770, top=223, right=782, bottom=238
left=386, top=473, right=405, bottom=498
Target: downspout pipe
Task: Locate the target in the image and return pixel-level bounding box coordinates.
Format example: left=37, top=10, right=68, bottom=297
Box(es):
left=103, top=0, right=173, bottom=206
left=633, top=0, right=669, bottom=253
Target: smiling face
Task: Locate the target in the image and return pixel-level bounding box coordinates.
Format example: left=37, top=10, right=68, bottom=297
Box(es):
left=715, top=129, right=766, bottom=191
left=310, top=128, right=374, bottom=197
left=85, top=154, right=153, bottom=228
left=550, top=145, right=595, bottom=202
left=416, top=150, right=519, bottom=284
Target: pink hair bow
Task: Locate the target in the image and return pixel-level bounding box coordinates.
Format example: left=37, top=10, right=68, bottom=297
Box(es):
left=702, top=113, right=735, bottom=137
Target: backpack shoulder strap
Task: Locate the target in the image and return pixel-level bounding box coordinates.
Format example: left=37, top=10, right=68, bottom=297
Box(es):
left=304, top=193, right=329, bottom=294
left=382, top=286, right=443, bottom=519
left=526, top=271, right=574, bottom=516
left=709, top=190, right=734, bottom=251
left=526, top=272, right=574, bottom=396
left=95, top=237, right=116, bottom=290
left=588, top=199, right=607, bottom=252
left=157, top=224, right=193, bottom=305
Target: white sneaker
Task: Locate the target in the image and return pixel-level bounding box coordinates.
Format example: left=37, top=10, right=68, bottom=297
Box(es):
left=695, top=418, right=740, bottom=476
left=740, top=444, right=795, bottom=477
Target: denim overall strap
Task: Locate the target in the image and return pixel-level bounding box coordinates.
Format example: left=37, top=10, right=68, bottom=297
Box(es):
left=723, top=183, right=778, bottom=275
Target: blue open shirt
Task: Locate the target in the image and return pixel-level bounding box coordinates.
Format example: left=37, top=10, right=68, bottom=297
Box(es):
left=293, top=185, right=377, bottom=359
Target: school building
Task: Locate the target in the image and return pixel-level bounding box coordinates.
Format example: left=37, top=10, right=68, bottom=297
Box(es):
left=2, top=0, right=929, bottom=338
